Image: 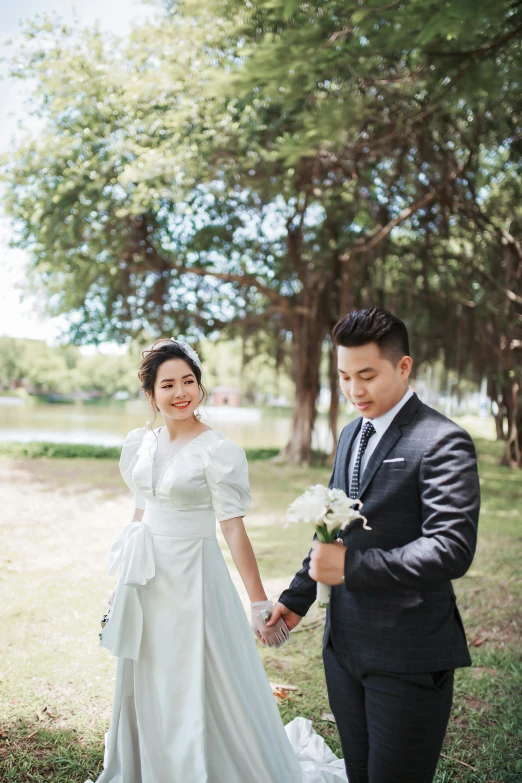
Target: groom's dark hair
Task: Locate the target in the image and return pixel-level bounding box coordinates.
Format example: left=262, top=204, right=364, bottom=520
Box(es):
left=332, top=307, right=410, bottom=364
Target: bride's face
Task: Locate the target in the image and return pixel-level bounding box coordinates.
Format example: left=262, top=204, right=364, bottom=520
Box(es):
left=151, top=358, right=201, bottom=422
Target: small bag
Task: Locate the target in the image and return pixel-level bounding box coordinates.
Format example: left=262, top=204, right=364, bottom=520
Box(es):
left=99, top=609, right=111, bottom=642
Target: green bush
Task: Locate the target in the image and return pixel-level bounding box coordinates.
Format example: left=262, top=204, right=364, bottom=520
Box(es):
left=0, top=441, right=121, bottom=459
left=0, top=442, right=281, bottom=461
left=244, top=448, right=279, bottom=461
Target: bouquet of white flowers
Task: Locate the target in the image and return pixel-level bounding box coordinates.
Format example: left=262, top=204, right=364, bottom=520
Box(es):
left=286, top=485, right=371, bottom=607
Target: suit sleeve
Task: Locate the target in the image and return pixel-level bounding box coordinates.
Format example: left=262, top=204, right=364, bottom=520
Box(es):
left=344, top=427, right=480, bottom=591
left=278, top=443, right=340, bottom=615
left=278, top=543, right=317, bottom=617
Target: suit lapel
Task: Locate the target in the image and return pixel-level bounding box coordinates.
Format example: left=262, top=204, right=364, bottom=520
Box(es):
left=358, top=426, right=403, bottom=499
left=358, top=393, right=422, bottom=500
left=342, top=419, right=362, bottom=492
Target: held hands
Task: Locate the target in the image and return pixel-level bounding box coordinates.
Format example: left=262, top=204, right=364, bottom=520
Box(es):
left=251, top=600, right=290, bottom=648
left=266, top=602, right=303, bottom=632
left=249, top=543, right=346, bottom=646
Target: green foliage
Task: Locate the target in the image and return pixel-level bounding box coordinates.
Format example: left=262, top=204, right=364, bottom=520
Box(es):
left=195, top=0, right=521, bottom=157
left=5, top=1, right=519, bottom=341
left=2, top=0, right=522, bottom=460
left=0, top=337, right=141, bottom=396
left=0, top=440, right=279, bottom=461
left=3, top=1, right=520, bottom=333
left=0, top=441, right=122, bottom=459
left=200, top=335, right=294, bottom=403
left=0, top=337, right=78, bottom=394
left=0, top=334, right=295, bottom=402
left=244, top=447, right=280, bottom=461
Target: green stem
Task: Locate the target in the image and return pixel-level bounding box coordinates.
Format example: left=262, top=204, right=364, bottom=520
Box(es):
left=315, top=523, right=341, bottom=543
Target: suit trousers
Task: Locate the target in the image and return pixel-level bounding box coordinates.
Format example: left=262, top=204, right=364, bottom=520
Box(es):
left=323, top=642, right=454, bottom=783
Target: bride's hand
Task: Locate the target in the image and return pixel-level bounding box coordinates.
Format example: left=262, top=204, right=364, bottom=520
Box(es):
left=251, top=600, right=290, bottom=648
left=266, top=602, right=303, bottom=632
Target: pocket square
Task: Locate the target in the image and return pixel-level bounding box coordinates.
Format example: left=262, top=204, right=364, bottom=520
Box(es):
left=383, top=458, right=405, bottom=463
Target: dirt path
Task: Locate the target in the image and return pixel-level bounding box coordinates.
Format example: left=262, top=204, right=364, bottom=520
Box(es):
left=0, top=455, right=292, bottom=619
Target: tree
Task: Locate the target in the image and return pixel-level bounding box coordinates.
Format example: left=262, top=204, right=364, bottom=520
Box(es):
left=188, top=0, right=522, bottom=459
left=0, top=337, right=29, bottom=390
left=3, top=1, right=522, bottom=462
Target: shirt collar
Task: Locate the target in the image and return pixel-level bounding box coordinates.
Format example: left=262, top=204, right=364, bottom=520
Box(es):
left=361, top=387, right=414, bottom=437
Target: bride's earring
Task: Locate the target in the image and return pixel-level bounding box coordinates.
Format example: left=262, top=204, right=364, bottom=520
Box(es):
left=146, top=399, right=156, bottom=430
left=194, top=408, right=202, bottom=422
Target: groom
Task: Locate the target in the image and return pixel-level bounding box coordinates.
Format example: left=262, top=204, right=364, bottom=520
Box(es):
left=268, top=307, right=480, bottom=783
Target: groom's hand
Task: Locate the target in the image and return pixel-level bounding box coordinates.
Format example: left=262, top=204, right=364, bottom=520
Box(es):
left=309, top=541, right=346, bottom=585
left=266, top=602, right=303, bottom=631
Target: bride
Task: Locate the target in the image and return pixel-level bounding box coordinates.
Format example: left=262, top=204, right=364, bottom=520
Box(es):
left=88, top=338, right=346, bottom=783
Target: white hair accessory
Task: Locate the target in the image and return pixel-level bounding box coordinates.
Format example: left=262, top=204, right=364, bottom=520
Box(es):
left=172, top=338, right=203, bottom=371
left=148, top=337, right=202, bottom=371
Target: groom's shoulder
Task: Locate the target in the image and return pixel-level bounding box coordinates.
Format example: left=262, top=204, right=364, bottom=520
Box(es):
left=412, top=399, right=475, bottom=445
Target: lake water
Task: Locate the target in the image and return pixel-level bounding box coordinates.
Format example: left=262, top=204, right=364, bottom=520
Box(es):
left=0, top=398, right=341, bottom=451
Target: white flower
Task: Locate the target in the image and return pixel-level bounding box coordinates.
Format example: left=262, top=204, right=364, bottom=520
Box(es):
left=286, top=484, right=370, bottom=534
left=310, top=484, right=330, bottom=499
left=286, top=490, right=328, bottom=525
left=325, top=494, right=361, bottom=527
left=286, top=483, right=371, bottom=607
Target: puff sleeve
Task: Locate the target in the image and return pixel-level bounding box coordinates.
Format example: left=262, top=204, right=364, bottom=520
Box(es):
left=119, top=428, right=148, bottom=510
left=203, top=438, right=251, bottom=522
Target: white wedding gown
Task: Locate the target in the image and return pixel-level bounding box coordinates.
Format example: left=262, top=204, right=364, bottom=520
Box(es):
left=89, top=427, right=347, bottom=783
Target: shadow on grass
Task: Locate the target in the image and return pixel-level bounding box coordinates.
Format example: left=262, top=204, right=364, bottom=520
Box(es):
left=0, top=721, right=104, bottom=783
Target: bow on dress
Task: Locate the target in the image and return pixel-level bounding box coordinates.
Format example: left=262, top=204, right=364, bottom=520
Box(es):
left=100, top=522, right=156, bottom=661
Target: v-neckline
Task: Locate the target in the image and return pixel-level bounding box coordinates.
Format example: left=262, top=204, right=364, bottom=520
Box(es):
left=150, top=428, right=214, bottom=498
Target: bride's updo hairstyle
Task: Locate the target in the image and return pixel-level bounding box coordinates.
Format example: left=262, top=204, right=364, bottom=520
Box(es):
left=138, top=339, right=208, bottom=424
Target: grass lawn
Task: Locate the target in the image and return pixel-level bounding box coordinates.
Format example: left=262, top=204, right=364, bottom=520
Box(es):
left=0, top=431, right=521, bottom=782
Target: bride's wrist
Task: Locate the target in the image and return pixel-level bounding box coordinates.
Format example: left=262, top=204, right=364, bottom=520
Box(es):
left=250, top=594, right=269, bottom=605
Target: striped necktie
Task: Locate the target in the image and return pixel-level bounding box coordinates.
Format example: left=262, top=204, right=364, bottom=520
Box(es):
left=349, top=421, right=376, bottom=499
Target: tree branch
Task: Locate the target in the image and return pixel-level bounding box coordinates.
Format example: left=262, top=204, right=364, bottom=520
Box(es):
left=175, top=265, right=288, bottom=309
left=435, top=240, right=522, bottom=311
left=459, top=201, right=522, bottom=268
left=500, top=227, right=522, bottom=262
left=329, top=2, right=401, bottom=42
left=426, top=21, right=522, bottom=59
left=162, top=308, right=228, bottom=331
left=340, top=162, right=465, bottom=262
left=340, top=191, right=433, bottom=261
left=476, top=263, right=522, bottom=307
left=352, top=0, right=401, bottom=12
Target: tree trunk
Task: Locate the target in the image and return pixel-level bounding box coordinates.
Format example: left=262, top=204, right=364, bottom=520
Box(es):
left=503, top=377, right=522, bottom=467
left=283, top=282, right=331, bottom=464
left=494, top=406, right=506, bottom=441
left=515, top=397, right=522, bottom=467
left=328, top=342, right=340, bottom=459
left=285, top=380, right=320, bottom=464
left=487, top=376, right=506, bottom=440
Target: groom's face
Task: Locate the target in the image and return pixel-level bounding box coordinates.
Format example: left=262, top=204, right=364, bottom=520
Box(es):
left=337, top=342, right=412, bottom=420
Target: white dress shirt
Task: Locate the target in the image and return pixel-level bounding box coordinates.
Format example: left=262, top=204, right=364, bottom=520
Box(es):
left=348, top=387, right=414, bottom=487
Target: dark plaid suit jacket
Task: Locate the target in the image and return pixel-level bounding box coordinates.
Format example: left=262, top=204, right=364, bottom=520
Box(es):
left=279, top=394, right=480, bottom=673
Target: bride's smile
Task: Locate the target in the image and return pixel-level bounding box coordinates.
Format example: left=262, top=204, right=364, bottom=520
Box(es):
left=153, top=357, right=202, bottom=423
